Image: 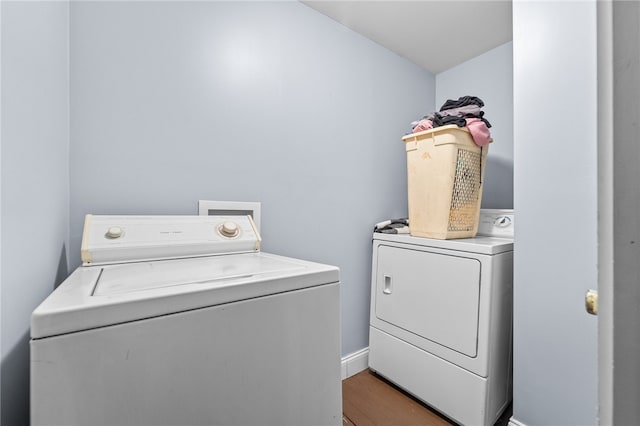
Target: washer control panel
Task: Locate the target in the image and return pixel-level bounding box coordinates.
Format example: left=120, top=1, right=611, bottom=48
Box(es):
left=477, top=209, right=515, bottom=238
left=81, top=214, right=261, bottom=265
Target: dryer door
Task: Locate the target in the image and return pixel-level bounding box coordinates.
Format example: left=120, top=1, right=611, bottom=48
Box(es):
left=374, top=244, right=481, bottom=357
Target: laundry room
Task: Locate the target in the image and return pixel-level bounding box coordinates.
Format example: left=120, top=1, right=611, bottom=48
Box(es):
left=3, top=1, right=638, bottom=425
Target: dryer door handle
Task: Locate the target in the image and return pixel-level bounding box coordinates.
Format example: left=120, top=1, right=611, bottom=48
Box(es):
left=383, top=275, right=392, bottom=294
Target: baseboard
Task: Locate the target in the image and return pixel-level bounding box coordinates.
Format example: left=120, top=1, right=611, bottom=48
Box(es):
left=341, top=348, right=369, bottom=379
left=508, top=417, right=527, bottom=426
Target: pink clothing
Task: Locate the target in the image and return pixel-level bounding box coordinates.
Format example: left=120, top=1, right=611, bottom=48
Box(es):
left=439, top=104, right=481, bottom=118
left=412, top=119, right=433, bottom=133
left=465, top=118, right=491, bottom=147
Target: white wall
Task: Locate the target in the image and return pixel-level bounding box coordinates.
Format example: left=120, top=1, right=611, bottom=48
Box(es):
left=0, top=1, right=70, bottom=424
left=512, top=2, right=598, bottom=425
left=69, top=1, right=435, bottom=357
left=436, top=42, right=514, bottom=209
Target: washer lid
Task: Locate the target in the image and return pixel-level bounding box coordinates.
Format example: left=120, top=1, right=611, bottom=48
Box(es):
left=93, top=253, right=302, bottom=296
left=31, top=252, right=339, bottom=339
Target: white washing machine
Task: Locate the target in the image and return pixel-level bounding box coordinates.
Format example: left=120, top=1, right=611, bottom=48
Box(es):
left=31, top=214, right=342, bottom=426
left=368, top=209, right=514, bottom=426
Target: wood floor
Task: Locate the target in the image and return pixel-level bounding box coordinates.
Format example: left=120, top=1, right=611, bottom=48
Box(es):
left=342, top=369, right=512, bottom=426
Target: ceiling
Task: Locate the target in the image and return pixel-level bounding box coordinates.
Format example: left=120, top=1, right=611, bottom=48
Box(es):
left=301, top=1, right=513, bottom=74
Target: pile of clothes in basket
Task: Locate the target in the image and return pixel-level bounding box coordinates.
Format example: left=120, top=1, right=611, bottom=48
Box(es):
left=410, top=95, right=492, bottom=147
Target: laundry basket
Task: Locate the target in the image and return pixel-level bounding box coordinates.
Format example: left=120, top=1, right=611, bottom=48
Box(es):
left=402, top=125, right=489, bottom=239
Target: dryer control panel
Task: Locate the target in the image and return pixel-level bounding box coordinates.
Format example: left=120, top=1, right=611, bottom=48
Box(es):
left=81, top=215, right=262, bottom=265
left=477, top=209, right=515, bottom=238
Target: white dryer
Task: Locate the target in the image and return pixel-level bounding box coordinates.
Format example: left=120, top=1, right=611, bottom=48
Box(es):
left=31, top=215, right=342, bottom=426
left=368, top=209, right=514, bottom=426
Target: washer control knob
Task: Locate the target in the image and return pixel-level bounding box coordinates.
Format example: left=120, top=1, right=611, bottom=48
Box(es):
left=220, top=221, right=239, bottom=238
left=105, top=226, right=123, bottom=239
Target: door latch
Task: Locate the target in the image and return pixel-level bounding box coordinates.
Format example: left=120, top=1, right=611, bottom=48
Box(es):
left=585, top=289, right=598, bottom=315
